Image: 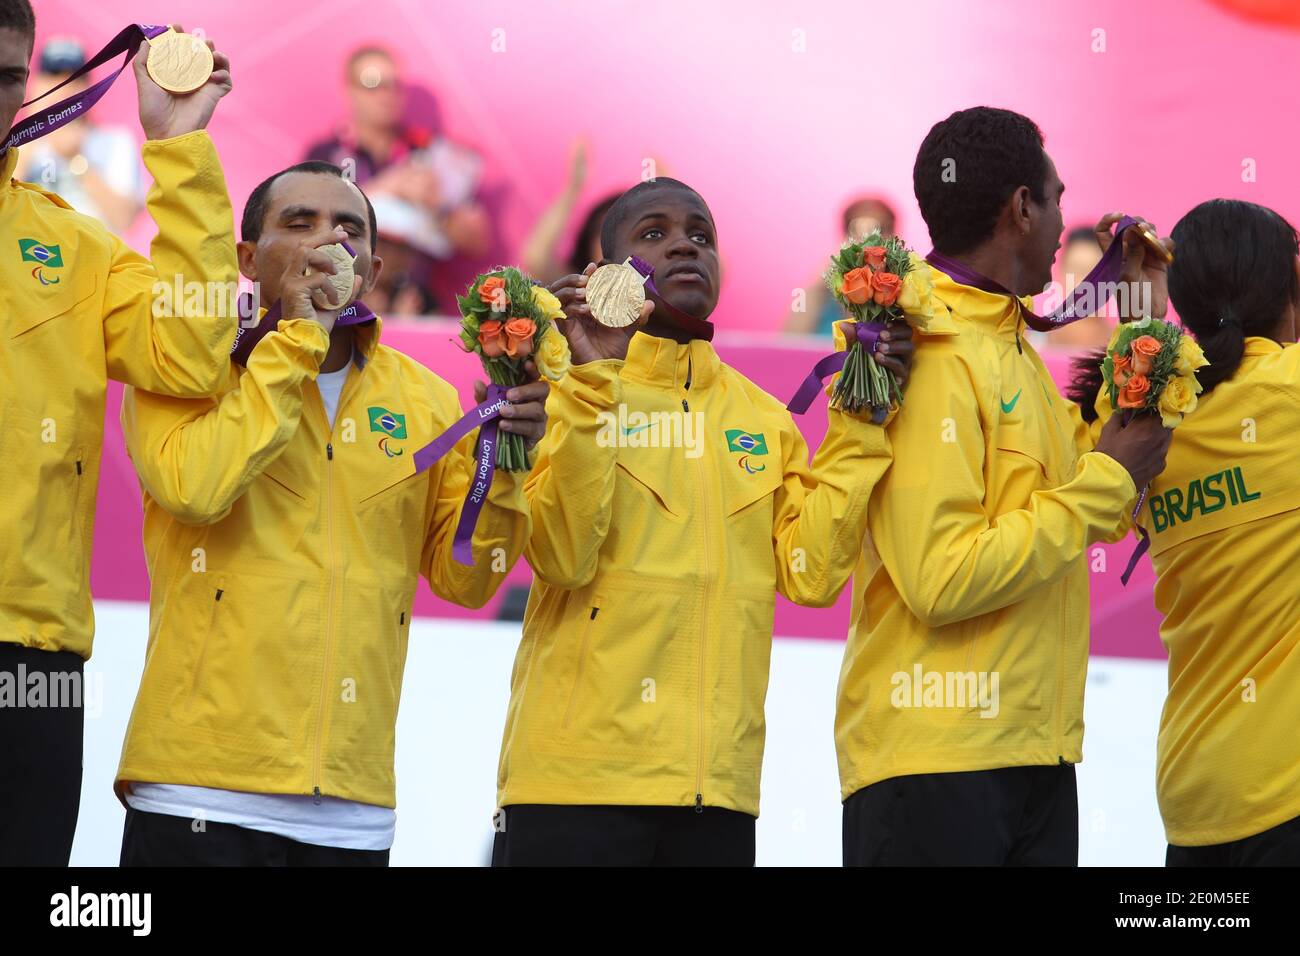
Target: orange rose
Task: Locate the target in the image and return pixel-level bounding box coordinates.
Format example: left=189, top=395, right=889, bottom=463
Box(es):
left=871, top=271, right=903, bottom=306
left=1117, top=372, right=1151, bottom=409
left=478, top=320, right=506, bottom=357
left=1131, top=334, right=1161, bottom=375
left=505, top=317, right=536, bottom=358
left=1112, top=353, right=1132, bottom=388
left=841, top=267, right=873, bottom=305
left=479, top=276, right=509, bottom=312
left=862, top=245, right=887, bottom=270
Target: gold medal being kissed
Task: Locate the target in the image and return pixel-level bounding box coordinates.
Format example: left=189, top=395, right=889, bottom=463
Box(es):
left=146, top=28, right=214, bottom=94
left=586, top=258, right=646, bottom=328
left=306, top=243, right=358, bottom=310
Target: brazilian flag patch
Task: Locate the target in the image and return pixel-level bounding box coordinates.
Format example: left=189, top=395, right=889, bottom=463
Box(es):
left=19, top=239, right=63, bottom=268
left=368, top=406, right=407, bottom=439
left=725, top=429, right=768, bottom=455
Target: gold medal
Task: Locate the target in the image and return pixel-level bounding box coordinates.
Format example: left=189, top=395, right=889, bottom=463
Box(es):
left=1136, top=223, right=1174, bottom=264
left=307, top=243, right=357, bottom=310
left=146, top=28, right=214, bottom=95
left=586, top=258, right=645, bottom=328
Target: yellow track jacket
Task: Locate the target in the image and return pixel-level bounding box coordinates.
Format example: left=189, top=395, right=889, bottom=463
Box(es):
left=116, top=316, right=529, bottom=808
left=0, top=133, right=237, bottom=660
left=1113, top=338, right=1300, bottom=846
left=835, top=266, right=1136, bottom=800
left=497, top=331, right=899, bottom=816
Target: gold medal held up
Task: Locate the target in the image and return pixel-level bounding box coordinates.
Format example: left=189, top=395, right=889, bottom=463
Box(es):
left=586, top=258, right=646, bottom=328
left=1136, top=223, right=1174, bottom=264
left=306, top=243, right=358, bottom=310
left=146, top=28, right=214, bottom=94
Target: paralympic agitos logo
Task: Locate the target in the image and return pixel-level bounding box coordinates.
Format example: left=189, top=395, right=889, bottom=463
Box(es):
left=368, top=406, right=407, bottom=457
left=20, top=238, right=63, bottom=285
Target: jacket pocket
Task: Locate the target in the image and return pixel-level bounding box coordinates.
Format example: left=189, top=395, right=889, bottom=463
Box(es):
left=537, top=580, right=696, bottom=763
left=9, top=273, right=99, bottom=339
left=183, top=576, right=226, bottom=717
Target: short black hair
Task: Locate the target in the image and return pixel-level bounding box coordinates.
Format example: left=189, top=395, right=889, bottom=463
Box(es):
left=0, top=0, right=35, bottom=39
left=1169, top=199, right=1300, bottom=393
left=599, top=177, right=712, bottom=261
left=241, top=161, right=378, bottom=252
left=913, top=107, right=1049, bottom=255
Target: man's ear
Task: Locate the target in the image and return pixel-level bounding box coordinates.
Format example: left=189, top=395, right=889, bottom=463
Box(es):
left=361, top=254, right=384, bottom=295
left=1011, top=185, right=1033, bottom=234
left=236, top=240, right=258, bottom=281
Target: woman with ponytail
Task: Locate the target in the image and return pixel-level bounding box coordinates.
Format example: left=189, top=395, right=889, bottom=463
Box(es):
left=1079, top=199, right=1300, bottom=865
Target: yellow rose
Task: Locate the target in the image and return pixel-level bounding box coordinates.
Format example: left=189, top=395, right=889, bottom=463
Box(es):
left=1157, top=373, right=1198, bottom=428
left=896, top=256, right=936, bottom=330
left=1175, top=334, right=1208, bottom=386
left=534, top=327, right=572, bottom=381
left=530, top=284, right=565, bottom=321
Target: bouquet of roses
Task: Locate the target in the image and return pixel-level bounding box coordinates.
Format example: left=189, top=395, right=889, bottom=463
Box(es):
left=456, top=266, right=571, bottom=471
left=824, top=231, right=934, bottom=422
left=1100, top=317, right=1208, bottom=428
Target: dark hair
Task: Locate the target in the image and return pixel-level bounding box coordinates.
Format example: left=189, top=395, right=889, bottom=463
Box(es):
left=1168, top=199, right=1299, bottom=393
left=913, top=107, right=1048, bottom=255
left=843, top=197, right=897, bottom=236
left=241, top=161, right=378, bottom=253
left=1065, top=225, right=1100, bottom=248
left=567, top=194, right=618, bottom=274
left=345, top=45, right=395, bottom=79
left=0, top=0, right=35, bottom=39
left=1066, top=199, right=1300, bottom=419
left=599, top=177, right=710, bottom=261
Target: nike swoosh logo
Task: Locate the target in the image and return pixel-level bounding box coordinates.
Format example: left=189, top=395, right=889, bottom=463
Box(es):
left=621, top=424, right=653, bottom=436
left=1000, top=389, right=1022, bottom=414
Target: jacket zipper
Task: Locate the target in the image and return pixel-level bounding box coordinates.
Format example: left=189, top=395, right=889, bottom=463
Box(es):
left=561, top=604, right=600, bottom=729
left=313, top=440, right=338, bottom=805
left=310, top=353, right=360, bottom=805
left=684, top=353, right=708, bottom=813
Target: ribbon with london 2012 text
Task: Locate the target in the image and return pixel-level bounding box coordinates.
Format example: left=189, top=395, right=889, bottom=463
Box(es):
left=2, top=24, right=169, bottom=153
left=411, top=384, right=509, bottom=566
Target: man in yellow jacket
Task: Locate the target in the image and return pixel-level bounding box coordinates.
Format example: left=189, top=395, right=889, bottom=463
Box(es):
left=492, top=177, right=915, bottom=865
left=836, top=107, right=1174, bottom=865
left=113, top=161, right=548, bottom=866
left=0, top=2, right=238, bottom=865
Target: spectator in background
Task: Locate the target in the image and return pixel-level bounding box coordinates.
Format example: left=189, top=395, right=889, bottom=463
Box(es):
left=519, top=139, right=618, bottom=286
left=1029, top=225, right=1112, bottom=351
left=304, top=46, right=490, bottom=316
left=784, top=196, right=897, bottom=335
left=15, top=37, right=142, bottom=233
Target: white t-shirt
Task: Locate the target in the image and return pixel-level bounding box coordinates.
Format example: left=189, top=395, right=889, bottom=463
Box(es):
left=315, top=359, right=351, bottom=428
left=124, top=354, right=395, bottom=852
left=126, top=784, right=395, bottom=851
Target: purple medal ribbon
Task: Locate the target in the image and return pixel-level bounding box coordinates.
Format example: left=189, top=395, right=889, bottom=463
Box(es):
left=411, top=384, right=509, bottom=565
left=232, top=292, right=375, bottom=367
left=786, top=321, right=885, bottom=414
left=2, top=24, right=168, bottom=153
left=626, top=254, right=715, bottom=343
left=925, top=216, right=1141, bottom=332
left=1119, top=490, right=1152, bottom=587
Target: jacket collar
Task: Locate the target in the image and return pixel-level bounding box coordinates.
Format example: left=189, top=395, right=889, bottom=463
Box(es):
left=927, top=261, right=1032, bottom=341
left=621, top=330, right=720, bottom=391
left=1242, top=336, right=1284, bottom=358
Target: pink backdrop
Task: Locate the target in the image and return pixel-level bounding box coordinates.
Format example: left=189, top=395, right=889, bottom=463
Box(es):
left=25, top=0, right=1300, bottom=658
left=91, top=331, right=1167, bottom=658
